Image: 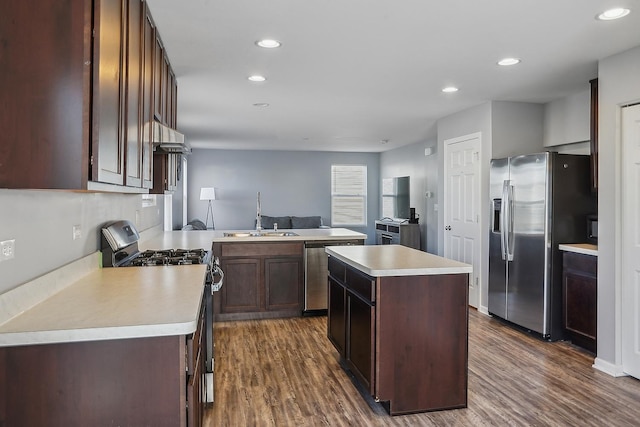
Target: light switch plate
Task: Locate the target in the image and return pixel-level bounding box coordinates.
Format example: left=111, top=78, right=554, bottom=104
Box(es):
left=0, top=239, right=15, bottom=261
left=72, top=225, right=82, bottom=240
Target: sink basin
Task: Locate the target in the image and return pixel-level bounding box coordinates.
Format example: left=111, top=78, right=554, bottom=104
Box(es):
left=259, top=231, right=298, bottom=237
left=223, top=231, right=298, bottom=237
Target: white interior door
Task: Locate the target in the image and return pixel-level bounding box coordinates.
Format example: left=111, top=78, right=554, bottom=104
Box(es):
left=444, top=133, right=481, bottom=308
left=622, top=103, right=640, bottom=379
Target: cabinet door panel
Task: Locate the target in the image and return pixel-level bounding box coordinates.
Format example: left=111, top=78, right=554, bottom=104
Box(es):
left=328, top=277, right=346, bottom=356
left=141, top=7, right=154, bottom=188
left=220, top=259, right=261, bottom=313
left=125, top=0, right=143, bottom=187
left=347, top=292, right=375, bottom=394
left=92, top=0, right=125, bottom=185
left=564, top=272, right=597, bottom=339
left=153, top=34, right=164, bottom=122
left=265, top=258, right=302, bottom=310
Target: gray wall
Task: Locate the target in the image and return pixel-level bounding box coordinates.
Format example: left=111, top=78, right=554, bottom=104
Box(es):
left=597, top=45, right=640, bottom=370
left=0, top=190, right=163, bottom=294
left=187, top=149, right=380, bottom=243
left=380, top=137, right=438, bottom=254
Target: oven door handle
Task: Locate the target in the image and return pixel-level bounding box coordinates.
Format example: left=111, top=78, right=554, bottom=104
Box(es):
left=211, top=265, right=224, bottom=293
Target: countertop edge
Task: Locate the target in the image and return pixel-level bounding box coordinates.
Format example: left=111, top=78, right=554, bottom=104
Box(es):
left=559, top=243, right=598, bottom=256
left=326, top=246, right=473, bottom=277
left=0, top=319, right=199, bottom=348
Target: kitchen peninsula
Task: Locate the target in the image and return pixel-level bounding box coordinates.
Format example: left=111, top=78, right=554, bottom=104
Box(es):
left=209, top=228, right=366, bottom=321
left=325, top=244, right=472, bottom=415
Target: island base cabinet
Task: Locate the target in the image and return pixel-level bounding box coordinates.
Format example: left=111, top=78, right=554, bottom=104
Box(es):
left=376, top=274, right=468, bottom=415
left=0, top=336, right=187, bottom=427
left=327, top=255, right=468, bottom=416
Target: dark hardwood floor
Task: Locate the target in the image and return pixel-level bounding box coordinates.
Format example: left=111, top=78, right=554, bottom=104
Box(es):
left=205, top=309, right=640, bottom=426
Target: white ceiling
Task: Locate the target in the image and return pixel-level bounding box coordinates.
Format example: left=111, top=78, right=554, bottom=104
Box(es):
left=146, top=0, right=640, bottom=153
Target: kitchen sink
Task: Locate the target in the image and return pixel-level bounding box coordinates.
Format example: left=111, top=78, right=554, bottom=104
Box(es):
left=223, top=231, right=298, bottom=237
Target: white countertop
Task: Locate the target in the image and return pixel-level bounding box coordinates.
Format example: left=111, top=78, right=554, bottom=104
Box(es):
left=209, top=227, right=367, bottom=243
left=326, top=245, right=472, bottom=277
left=559, top=243, right=598, bottom=256
left=141, top=228, right=366, bottom=248
left=0, top=264, right=207, bottom=347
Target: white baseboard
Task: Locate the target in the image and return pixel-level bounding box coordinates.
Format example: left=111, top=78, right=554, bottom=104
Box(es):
left=593, top=357, right=628, bottom=377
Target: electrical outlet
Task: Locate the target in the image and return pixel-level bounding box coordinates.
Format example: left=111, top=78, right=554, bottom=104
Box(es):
left=0, top=239, right=16, bottom=261
left=72, top=225, right=82, bottom=240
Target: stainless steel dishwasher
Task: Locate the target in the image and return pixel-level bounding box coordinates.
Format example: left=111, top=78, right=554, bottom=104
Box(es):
left=304, top=240, right=362, bottom=315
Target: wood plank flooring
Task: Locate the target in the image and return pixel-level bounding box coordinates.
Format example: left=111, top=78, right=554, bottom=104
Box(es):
left=205, top=309, right=640, bottom=426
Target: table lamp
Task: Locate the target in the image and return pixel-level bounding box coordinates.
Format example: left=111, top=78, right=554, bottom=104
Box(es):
left=200, top=187, right=217, bottom=229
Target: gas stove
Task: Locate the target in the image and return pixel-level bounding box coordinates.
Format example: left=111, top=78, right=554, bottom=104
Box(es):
left=100, top=221, right=210, bottom=268
left=127, top=249, right=209, bottom=267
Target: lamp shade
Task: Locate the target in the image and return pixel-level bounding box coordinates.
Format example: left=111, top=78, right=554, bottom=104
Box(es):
left=200, top=187, right=216, bottom=200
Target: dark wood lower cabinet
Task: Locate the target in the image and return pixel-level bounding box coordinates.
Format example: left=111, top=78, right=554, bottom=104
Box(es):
left=346, top=291, right=375, bottom=393
left=213, top=242, right=303, bottom=321
left=327, top=255, right=468, bottom=415
left=0, top=303, right=205, bottom=427
left=563, top=251, right=597, bottom=353
left=327, top=277, right=346, bottom=355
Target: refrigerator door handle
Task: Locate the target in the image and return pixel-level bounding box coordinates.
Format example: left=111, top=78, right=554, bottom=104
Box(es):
left=505, top=183, right=515, bottom=261
left=500, top=181, right=509, bottom=261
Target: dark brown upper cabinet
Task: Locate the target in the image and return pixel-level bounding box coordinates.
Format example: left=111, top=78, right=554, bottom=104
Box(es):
left=0, top=0, right=176, bottom=191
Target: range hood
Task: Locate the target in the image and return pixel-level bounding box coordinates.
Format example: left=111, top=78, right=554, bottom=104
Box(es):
left=152, top=121, right=191, bottom=154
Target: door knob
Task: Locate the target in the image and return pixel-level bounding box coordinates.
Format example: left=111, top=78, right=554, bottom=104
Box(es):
left=445, top=225, right=452, bottom=231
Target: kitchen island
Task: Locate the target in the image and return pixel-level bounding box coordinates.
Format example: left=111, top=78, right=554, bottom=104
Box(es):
left=0, top=256, right=208, bottom=427
left=207, top=228, right=366, bottom=321
left=325, top=244, right=472, bottom=415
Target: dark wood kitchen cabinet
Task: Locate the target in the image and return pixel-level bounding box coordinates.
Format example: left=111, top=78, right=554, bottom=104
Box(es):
left=590, top=78, right=598, bottom=193
left=327, top=255, right=468, bottom=415
left=563, top=251, right=597, bottom=353
left=152, top=152, right=180, bottom=193
left=150, top=29, right=181, bottom=193
left=327, top=257, right=375, bottom=392
left=0, top=0, right=174, bottom=191
left=0, top=301, right=206, bottom=427
left=124, top=0, right=154, bottom=189
left=186, top=301, right=206, bottom=427
left=213, top=242, right=304, bottom=321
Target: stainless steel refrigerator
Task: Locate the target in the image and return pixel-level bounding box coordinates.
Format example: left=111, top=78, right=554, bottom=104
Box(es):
left=488, top=152, right=596, bottom=340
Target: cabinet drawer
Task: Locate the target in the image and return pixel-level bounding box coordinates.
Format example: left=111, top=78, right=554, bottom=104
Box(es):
left=220, top=242, right=302, bottom=258
left=328, top=256, right=346, bottom=282
left=563, top=252, right=597, bottom=276
left=346, top=268, right=375, bottom=303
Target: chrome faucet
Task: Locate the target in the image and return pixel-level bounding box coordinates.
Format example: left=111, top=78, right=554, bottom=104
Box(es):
left=256, top=191, right=262, bottom=231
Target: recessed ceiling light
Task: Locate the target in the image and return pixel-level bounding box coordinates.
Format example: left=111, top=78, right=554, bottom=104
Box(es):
left=248, top=75, right=266, bottom=82
left=597, top=8, right=630, bottom=20
left=256, top=39, right=281, bottom=48
left=442, top=86, right=459, bottom=93
left=381, top=139, right=390, bottom=144
left=253, top=103, right=270, bottom=107
left=498, top=57, right=521, bottom=66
